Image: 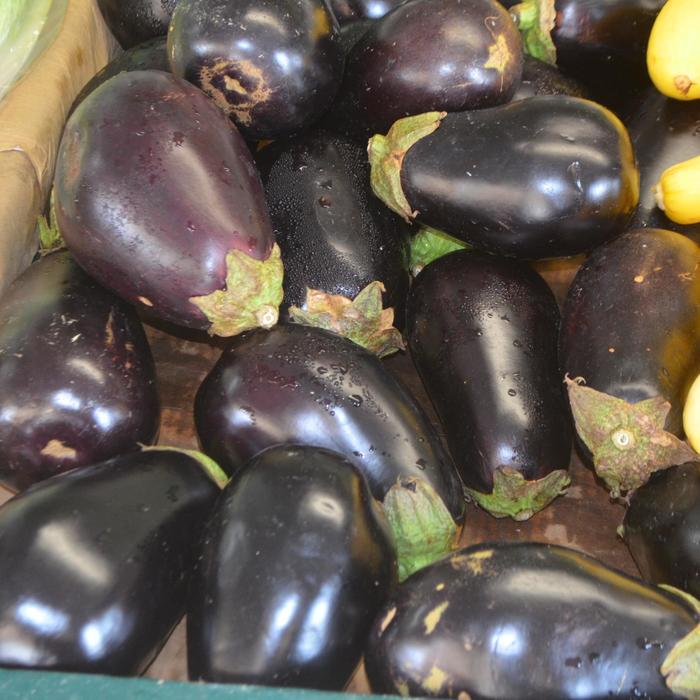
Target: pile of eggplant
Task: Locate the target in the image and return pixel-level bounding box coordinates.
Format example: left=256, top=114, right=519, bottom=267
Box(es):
left=4, top=0, right=700, bottom=697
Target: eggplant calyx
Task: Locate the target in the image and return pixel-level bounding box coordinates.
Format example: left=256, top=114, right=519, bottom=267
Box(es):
left=368, top=111, right=446, bottom=222
left=509, top=0, right=557, bottom=66
left=190, top=243, right=284, bottom=337
left=659, top=585, right=700, bottom=700
left=383, top=477, right=460, bottom=582
left=409, top=226, right=469, bottom=277
left=465, top=467, right=570, bottom=521
left=288, top=281, right=405, bottom=358
left=139, top=445, right=229, bottom=489
left=565, top=376, right=698, bottom=499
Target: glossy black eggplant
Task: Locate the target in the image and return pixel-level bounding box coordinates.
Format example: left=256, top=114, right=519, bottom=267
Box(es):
left=406, top=251, right=571, bottom=519
left=560, top=229, right=700, bottom=437
left=342, top=0, right=523, bottom=134
left=194, top=324, right=464, bottom=520
left=0, top=448, right=221, bottom=674
left=624, top=463, right=700, bottom=600
left=628, top=91, right=700, bottom=242
left=369, top=97, right=639, bottom=259
left=187, top=445, right=396, bottom=688
left=511, top=55, right=588, bottom=101
left=0, top=252, right=159, bottom=493
left=329, top=0, right=405, bottom=24
left=257, top=128, right=410, bottom=329
left=97, top=0, right=178, bottom=49
left=366, top=542, right=700, bottom=699
left=168, top=0, right=344, bottom=140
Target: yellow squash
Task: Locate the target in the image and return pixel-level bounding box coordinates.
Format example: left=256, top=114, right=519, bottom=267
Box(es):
left=647, top=0, right=700, bottom=101
left=654, top=154, right=700, bottom=225
left=684, top=372, right=700, bottom=452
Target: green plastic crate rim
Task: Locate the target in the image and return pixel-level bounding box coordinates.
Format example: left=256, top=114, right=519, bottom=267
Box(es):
left=0, top=669, right=412, bottom=699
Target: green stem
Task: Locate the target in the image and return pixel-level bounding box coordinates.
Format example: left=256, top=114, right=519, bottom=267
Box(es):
left=409, top=226, right=469, bottom=277
left=509, top=0, right=557, bottom=65
left=140, top=445, right=229, bottom=490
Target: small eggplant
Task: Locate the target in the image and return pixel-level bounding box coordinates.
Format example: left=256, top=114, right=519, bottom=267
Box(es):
left=97, top=0, right=178, bottom=49
left=187, top=445, right=396, bottom=689
left=511, top=55, right=588, bottom=101
left=342, top=0, right=523, bottom=134
left=369, top=97, right=639, bottom=259
left=624, top=462, right=700, bottom=601
left=0, top=447, right=223, bottom=675
left=560, top=229, right=700, bottom=496
left=407, top=250, right=572, bottom=520
left=168, top=0, right=344, bottom=140
left=366, top=542, right=700, bottom=700
left=194, top=323, right=464, bottom=521
left=54, top=70, right=283, bottom=337
left=0, top=252, right=159, bottom=493
left=257, top=128, right=410, bottom=351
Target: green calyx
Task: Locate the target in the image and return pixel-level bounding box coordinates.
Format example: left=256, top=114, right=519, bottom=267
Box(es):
left=565, top=376, right=698, bottom=499
left=660, top=585, right=700, bottom=699
left=509, top=0, right=557, bottom=65
left=288, top=281, right=404, bottom=358
left=38, top=189, right=64, bottom=255
left=190, top=242, right=284, bottom=338
left=139, top=445, right=229, bottom=489
left=368, top=111, right=446, bottom=222
left=409, top=226, right=469, bottom=277
left=465, top=467, right=570, bottom=521
left=383, top=477, right=460, bottom=582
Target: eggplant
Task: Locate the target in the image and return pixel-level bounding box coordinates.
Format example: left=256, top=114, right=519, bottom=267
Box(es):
left=329, top=0, right=406, bottom=24
left=257, top=128, right=410, bottom=345
left=511, top=55, right=588, bottom=101
left=624, top=462, right=700, bottom=600
left=194, top=323, right=464, bottom=521
left=406, top=250, right=572, bottom=520
left=167, top=0, right=344, bottom=141
left=369, top=97, right=639, bottom=259
left=0, top=252, right=159, bottom=493
left=341, top=0, right=523, bottom=134
left=54, top=70, right=282, bottom=337
left=0, top=448, right=222, bottom=674
left=366, top=541, right=700, bottom=699
left=187, top=445, right=396, bottom=688
left=627, top=91, right=700, bottom=242
left=97, top=0, right=178, bottom=49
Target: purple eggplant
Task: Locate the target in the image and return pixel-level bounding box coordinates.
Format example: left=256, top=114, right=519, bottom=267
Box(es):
left=511, top=55, right=588, bottom=101
left=97, top=0, right=178, bottom=49
left=194, top=324, right=464, bottom=521
left=0, top=447, right=223, bottom=675
left=187, top=445, right=396, bottom=689
left=342, top=0, right=523, bottom=134
left=54, top=70, right=283, bottom=337
left=168, top=0, right=344, bottom=141
left=0, top=252, right=159, bottom=493
left=329, top=0, right=406, bottom=24
left=406, top=250, right=571, bottom=520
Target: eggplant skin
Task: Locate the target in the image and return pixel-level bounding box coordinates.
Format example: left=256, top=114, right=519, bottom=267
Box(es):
left=625, top=462, right=700, bottom=600
left=366, top=542, right=696, bottom=699
left=54, top=70, right=275, bottom=330
left=258, top=128, right=410, bottom=324
left=97, top=0, right=178, bottom=49
left=406, top=250, right=571, bottom=492
left=329, top=0, right=405, bottom=24
left=401, top=96, right=639, bottom=259
left=168, top=0, right=344, bottom=141
left=187, top=445, right=396, bottom=689
left=511, top=55, right=588, bottom=101
left=343, top=0, right=523, bottom=133
left=0, top=449, right=219, bottom=675
left=560, top=229, right=700, bottom=435
left=194, top=324, right=465, bottom=521
left=0, top=252, right=159, bottom=494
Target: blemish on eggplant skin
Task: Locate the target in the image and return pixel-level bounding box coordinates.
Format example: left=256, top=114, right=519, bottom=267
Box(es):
left=379, top=606, right=397, bottom=634
left=394, top=679, right=410, bottom=697
left=435, top=582, right=445, bottom=591
left=422, top=665, right=448, bottom=694
left=452, top=548, right=494, bottom=575
left=40, top=439, right=77, bottom=460
left=634, top=275, right=644, bottom=283
left=458, top=692, right=473, bottom=700
left=424, top=601, right=449, bottom=634
left=137, top=296, right=154, bottom=307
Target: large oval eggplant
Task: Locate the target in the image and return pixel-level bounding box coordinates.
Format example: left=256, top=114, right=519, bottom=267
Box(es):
left=168, top=0, right=344, bottom=141
left=0, top=448, right=221, bottom=674
left=0, top=252, right=159, bottom=494
left=187, top=445, right=396, bottom=688
left=342, top=0, right=523, bottom=134
left=624, top=462, right=700, bottom=600
left=406, top=251, right=571, bottom=520
left=369, top=97, right=639, bottom=259
left=560, top=229, right=700, bottom=436
left=365, top=542, right=700, bottom=699
left=257, top=128, right=410, bottom=330
left=194, top=324, right=464, bottom=520
left=97, top=0, right=178, bottom=49
left=54, top=70, right=282, bottom=337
